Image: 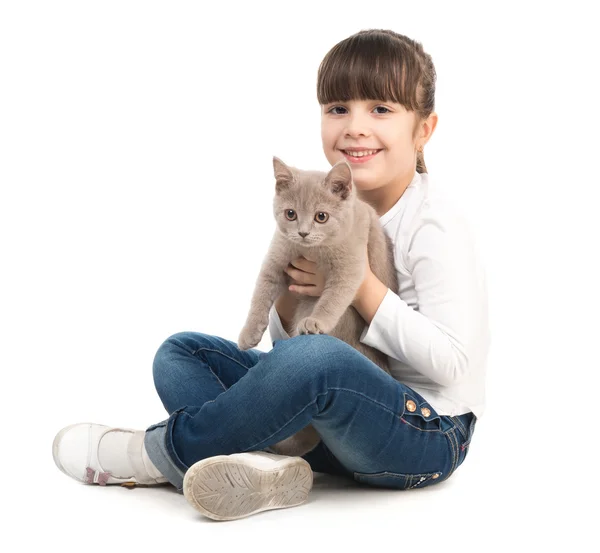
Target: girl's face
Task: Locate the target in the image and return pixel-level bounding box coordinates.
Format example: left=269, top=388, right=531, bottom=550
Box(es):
left=320, top=99, right=425, bottom=195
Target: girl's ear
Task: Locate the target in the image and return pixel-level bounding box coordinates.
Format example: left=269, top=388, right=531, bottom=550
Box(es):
left=273, top=156, right=294, bottom=193
left=324, top=160, right=353, bottom=200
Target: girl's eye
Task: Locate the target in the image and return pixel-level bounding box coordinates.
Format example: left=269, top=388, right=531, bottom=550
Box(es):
left=315, top=212, right=329, bottom=223
left=285, top=209, right=297, bottom=221
left=327, top=105, right=391, bottom=115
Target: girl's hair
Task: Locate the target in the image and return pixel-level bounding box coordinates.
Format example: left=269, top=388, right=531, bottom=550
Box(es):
left=317, top=29, right=436, bottom=174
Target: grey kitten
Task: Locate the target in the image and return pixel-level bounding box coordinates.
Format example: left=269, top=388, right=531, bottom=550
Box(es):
left=238, top=156, right=399, bottom=457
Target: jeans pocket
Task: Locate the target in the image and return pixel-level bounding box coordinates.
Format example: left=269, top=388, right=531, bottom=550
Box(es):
left=353, top=470, right=444, bottom=490
left=400, top=392, right=443, bottom=433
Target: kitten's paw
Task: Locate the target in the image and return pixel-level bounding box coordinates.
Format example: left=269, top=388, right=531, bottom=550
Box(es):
left=296, top=317, right=327, bottom=335
left=237, top=327, right=262, bottom=350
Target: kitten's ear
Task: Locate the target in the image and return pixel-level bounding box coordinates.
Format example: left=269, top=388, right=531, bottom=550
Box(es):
left=273, top=156, right=294, bottom=193
left=324, top=160, right=353, bottom=200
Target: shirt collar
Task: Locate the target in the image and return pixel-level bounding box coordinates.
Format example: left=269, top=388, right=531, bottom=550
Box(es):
left=379, top=170, right=421, bottom=227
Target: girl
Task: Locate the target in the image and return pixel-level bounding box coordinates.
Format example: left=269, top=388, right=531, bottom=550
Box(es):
left=52, top=29, right=490, bottom=522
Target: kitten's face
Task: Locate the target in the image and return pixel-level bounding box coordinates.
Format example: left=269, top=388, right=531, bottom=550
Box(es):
left=272, top=157, right=354, bottom=247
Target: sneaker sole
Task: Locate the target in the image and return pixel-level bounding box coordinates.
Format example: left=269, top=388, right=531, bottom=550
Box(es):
left=183, top=454, right=313, bottom=521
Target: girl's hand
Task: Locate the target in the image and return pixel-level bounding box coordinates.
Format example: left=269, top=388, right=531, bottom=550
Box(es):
left=284, top=256, right=326, bottom=297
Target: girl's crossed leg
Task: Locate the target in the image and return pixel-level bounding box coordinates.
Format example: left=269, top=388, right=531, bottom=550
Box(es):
left=145, top=331, right=475, bottom=492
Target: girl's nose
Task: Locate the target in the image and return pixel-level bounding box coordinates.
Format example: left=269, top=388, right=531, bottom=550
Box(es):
left=345, top=115, right=370, bottom=137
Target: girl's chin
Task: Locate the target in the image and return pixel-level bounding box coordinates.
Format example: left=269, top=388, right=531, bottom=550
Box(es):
left=352, top=177, right=379, bottom=191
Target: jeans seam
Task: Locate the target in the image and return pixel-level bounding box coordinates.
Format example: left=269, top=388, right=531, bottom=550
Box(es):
left=453, top=416, right=468, bottom=440
left=168, top=338, right=253, bottom=377
left=462, top=418, right=476, bottom=449
left=165, top=410, right=193, bottom=474
left=244, top=386, right=411, bottom=452
left=443, top=429, right=459, bottom=480
left=327, top=387, right=405, bottom=419
left=399, top=417, right=446, bottom=433
left=244, top=391, right=330, bottom=451
left=189, top=346, right=254, bottom=373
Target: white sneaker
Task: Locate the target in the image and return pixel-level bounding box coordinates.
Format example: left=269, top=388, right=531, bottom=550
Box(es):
left=182, top=451, right=313, bottom=521
left=52, top=423, right=169, bottom=487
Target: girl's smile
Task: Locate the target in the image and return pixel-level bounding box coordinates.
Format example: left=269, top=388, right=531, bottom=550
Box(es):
left=340, top=149, right=383, bottom=164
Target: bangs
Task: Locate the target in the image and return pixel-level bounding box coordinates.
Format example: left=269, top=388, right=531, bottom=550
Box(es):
left=317, top=33, right=420, bottom=111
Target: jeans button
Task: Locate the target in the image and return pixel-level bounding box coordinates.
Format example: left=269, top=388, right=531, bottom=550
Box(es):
left=406, top=400, right=417, bottom=412
left=421, top=407, right=431, bottom=417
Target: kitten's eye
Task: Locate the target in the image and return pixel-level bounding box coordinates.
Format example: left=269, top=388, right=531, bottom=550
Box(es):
left=315, top=212, right=329, bottom=223
left=285, top=209, right=297, bottom=221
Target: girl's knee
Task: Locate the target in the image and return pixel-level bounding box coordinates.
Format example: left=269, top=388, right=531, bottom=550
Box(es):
left=152, top=331, right=210, bottom=383
left=279, top=333, right=351, bottom=356
left=272, top=334, right=354, bottom=377
left=162, top=331, right=209, bottom=350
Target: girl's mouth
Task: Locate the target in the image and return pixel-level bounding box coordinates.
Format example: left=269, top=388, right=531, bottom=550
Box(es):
left=341, top=149, right=382, bottom=164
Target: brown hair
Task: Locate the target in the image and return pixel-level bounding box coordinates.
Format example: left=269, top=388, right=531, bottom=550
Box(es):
left=317, top=29, right=436, bottom=174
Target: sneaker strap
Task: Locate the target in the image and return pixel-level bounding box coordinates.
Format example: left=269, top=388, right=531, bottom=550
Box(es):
left=128, top=430, right=161, bottom=484
left=87, top=426, right=131, bottom=485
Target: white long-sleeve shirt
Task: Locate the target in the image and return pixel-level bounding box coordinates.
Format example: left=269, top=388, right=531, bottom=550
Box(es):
left=268, top=170, right=490, bottom=419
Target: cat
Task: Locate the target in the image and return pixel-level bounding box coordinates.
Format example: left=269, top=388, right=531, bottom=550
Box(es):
left=237, top=156, right=399, bottom=457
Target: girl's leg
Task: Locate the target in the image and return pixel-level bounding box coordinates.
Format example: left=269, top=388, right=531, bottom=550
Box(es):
left=148, top=331, right=350, bottom=480
left=145, top=333, right=475, bottom=492
left=151, top=331, right=264, bottom=415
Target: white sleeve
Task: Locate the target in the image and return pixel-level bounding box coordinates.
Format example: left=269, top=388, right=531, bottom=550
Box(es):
left=268, top=303, right=291, bottom=343
left=359, top=209, right=486, bottom=387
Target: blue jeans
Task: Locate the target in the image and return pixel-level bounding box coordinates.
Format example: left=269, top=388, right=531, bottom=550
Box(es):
left=144, top=332, right=476, bottom=493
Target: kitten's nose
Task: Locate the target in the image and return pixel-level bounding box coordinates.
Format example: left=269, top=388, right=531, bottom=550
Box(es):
left=298, top=232, right=309, bottom=238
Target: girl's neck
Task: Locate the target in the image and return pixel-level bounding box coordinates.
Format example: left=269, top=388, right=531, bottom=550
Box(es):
left=359, top=169, right=416, bottom=218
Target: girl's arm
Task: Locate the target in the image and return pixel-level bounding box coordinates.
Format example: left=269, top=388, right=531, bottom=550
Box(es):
left=352, top=270, right=388, bottom=324
left=355, top=212, right=490, bottom=387
left=268, top=291, right=297, bottom=340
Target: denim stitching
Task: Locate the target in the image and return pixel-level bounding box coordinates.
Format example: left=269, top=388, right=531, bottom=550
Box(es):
left=191, top=345, right=255, bottom=392
left=168, top=337, right=254, bottom=374
left=354, top=470, right=442, bottom=490
left=189, top=347, right=253, bottom=373
left=461, top=417, right=476, bottom=451
left=407, top=475, right=424, bottom=489
left=400, top=417, right=446, bottom=434
left=328, top=387, right=406, bottom=419
left=355, top=472, right=411, bottom=480
left=453, top=416, right=468, bottom=441
left=452, top=430, right=460, bottom=474
left=445, top=430, right=454, bottom=478
left=207, top=366, right=227, bottom=392
left=402, top=393, right=452, bottom=434
left=330, top=388, right=451, bottom=433
left=164, top=410, right=194, bottom=474
left=407, top=473, right=438, bottom=489
left=444, top=429, right=459, bottom=479
left=243, top=391, right=330, bottom=451
left=244, top=385, right=429, bottom=452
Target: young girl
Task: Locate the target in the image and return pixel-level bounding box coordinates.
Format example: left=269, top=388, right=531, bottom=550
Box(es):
left=53, top=29, right=490, bottom=522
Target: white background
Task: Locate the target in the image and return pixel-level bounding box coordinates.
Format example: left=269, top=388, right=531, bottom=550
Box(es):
left=1, top=1, right=598, bottom=551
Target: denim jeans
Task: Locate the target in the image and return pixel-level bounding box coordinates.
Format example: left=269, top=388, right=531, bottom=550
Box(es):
left=144, top=332, right=476, bottom=493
